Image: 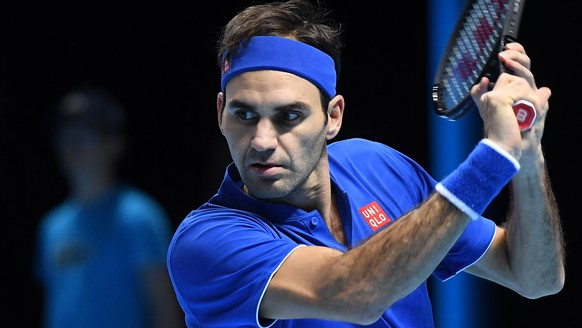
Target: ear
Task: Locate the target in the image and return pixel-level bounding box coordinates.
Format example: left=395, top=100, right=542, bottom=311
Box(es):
left=326, top=95, right=344, bottom=140
left=217, top=92, right=225, bottom=135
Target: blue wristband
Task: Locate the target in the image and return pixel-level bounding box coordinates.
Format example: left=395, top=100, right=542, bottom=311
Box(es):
left=435, top=139, right=520, bottom=220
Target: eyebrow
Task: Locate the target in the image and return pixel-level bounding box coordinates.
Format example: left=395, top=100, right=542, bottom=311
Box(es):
left=227, top=99, right=312, bottom=113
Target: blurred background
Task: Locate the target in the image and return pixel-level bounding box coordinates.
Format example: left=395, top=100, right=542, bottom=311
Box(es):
left=1, top=0, right=577, bottom=327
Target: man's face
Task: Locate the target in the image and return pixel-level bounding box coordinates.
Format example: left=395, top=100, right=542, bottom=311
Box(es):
left=54, top=124, right=123, bottom=186
left=218, top=70, right=331, bottom=202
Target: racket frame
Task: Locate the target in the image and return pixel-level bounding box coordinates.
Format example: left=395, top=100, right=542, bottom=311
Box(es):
left=431, top=0, right=527, bottom=120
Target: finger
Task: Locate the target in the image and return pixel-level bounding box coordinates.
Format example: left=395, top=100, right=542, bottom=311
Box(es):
left=471, top=77, right=490, bottom=104
left=504, top=41, right=525, bottom=54
left=499, top=52, right=535, bottom=88
left=536, top=86, right=552, bottom=113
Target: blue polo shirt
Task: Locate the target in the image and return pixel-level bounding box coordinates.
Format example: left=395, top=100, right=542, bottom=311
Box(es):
left=167, top=138, right=496, bottom=327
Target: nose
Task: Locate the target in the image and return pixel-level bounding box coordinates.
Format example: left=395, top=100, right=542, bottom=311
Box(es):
left=250, top=118, right=278, bottom=152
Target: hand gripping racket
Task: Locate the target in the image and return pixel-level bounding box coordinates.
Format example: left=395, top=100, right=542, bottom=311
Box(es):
left=431, top=0, right=536, bottom=131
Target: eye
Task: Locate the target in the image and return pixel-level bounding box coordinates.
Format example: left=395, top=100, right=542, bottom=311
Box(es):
left=235, top=110, right=257, bottom=121
left=278, top=111, right=300, bottom=122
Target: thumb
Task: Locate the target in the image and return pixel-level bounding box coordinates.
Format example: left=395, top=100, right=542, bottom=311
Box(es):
left=471, top=77, right=491, bottom=106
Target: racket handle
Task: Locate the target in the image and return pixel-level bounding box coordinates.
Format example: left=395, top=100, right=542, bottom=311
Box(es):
left=513, top=99, right=536, bottom=131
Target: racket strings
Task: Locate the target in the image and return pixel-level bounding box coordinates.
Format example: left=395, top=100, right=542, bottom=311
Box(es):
left=437, top=0, right=511, bottom=116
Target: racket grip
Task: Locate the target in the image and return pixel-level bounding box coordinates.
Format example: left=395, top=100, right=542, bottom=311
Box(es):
left=513, top=99, right=536, bottom=131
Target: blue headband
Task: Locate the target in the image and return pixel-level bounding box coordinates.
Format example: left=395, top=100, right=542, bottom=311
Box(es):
left=221, top=36, right=337, bottom=97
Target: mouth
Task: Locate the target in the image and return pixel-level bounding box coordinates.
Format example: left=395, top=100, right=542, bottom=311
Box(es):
left=249, top=162, right=283, bottom=177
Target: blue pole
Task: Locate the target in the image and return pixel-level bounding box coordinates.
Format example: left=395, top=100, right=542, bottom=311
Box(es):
left=426, top=0, right=486, bottom=327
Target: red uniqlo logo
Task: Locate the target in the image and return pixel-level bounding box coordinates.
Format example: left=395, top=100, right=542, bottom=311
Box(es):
left=359, top=201, right=391, bottom=231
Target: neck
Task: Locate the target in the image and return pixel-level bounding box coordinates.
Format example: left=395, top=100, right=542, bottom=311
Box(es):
left=71, top=175, right=116, bottom=204
left=324, top=186, right=346, bottom=245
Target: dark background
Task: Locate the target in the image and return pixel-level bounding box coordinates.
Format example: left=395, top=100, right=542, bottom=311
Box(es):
left=1, top=1, right=577, bottom=327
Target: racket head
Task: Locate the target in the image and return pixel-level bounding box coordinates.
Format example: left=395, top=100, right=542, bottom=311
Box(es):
left=432, top=0, right=527, bottom=120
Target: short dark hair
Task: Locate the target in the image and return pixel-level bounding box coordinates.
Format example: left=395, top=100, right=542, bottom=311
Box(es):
left=216, top=0, right=343, bottom=117
left=52, top=86, right=126, bottom=137
left=216, top=0, right=344, bottom=81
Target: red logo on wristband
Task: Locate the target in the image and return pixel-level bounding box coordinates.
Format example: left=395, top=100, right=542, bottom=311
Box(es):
left=359, top=201, right=391, bottom=231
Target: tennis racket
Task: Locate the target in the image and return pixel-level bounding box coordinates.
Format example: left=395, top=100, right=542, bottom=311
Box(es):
left=431, top=0, right=536, bottom=131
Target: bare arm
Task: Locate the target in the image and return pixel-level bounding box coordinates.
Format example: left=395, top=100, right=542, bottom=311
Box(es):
left=465, top=42, right=565, bottom=295
left=465, top=42, right=565, bottom=296
left=260, top=194, right=471, bottom=324
left=504, top=150, right=565, bottom=296
left=466, top=150, right=565, bottom=298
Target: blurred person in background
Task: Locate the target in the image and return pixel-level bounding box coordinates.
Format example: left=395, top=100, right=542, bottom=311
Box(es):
left=34, top=85, right=184, bottom=328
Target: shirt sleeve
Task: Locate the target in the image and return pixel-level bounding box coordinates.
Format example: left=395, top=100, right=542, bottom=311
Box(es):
left=167, top=208, right=299, bottom=327
left=433, top=215, right=497, bottom=281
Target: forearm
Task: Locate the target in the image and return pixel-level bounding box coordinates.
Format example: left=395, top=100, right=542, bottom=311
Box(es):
left=504, top=152, right=565, bottom=297
left=324, top=193, right=470, bottom=320
left=323, top=140, right=516, bottom=320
